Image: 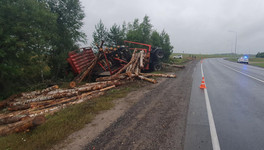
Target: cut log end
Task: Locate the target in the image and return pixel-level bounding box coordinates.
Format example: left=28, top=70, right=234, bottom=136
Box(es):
left=69, top=81, right=76, bottom=88
left=33, top=115, right=46, bottom=126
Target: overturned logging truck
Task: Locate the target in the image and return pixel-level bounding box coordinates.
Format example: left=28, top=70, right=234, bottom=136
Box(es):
left=0, top=41, right=179, bottom=136
left=67, top=41, right=165, bottom=84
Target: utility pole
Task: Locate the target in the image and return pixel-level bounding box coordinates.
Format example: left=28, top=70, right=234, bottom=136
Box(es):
left=229, top=31, right=237, bottom=57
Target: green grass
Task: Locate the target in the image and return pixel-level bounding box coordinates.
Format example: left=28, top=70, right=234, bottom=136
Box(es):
left=253, top=63, right=264, bottom=68
left=0, top=81, right=147, bottom=150
left=225, top=57, right=237, bottom=62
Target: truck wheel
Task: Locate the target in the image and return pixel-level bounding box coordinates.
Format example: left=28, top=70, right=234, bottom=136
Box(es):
left=153, top=63, right=162, bottom=71
left=155, top=49, right=164, bottom=59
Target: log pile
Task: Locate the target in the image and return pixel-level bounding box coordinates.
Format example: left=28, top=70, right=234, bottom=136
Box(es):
left=0, top=50, right=178, bottom=136
left=0, top=80, right=124, bottom=136
left=96, top=49, right=176, bottom=84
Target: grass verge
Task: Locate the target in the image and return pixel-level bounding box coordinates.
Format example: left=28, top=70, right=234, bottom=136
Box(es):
left=0, top=81, right=147, bottom=150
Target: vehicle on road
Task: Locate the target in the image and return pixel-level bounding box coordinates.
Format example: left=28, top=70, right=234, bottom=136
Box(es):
left=173, top=55, right=183, bottom=59
left=237, top=56, right=249, bottom=64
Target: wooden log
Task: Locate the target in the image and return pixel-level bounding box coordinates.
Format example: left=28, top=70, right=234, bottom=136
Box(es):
left=21, top=85, right=59, bottom=99
left=35, top=97, right=77, bottom=110
left=140, top=73, right=177, bottom=78
left=29, top=91, right=106, bottom=117
left=7, top=104, right=30, bottom=111
left=137, top=75, right=157, bottom=84
left=71, top=91, right=105, bottom=105
left=135, top=62, right=140, bottom=76
left=139, top=51, right=145, bottom=68
left=30, top=100, right=56, bottom=109
left=162, top=63, right=185, bottom=68
left=0, top=115, right=45, bottom=136
left=0, top=94, right=21, bottom=109
left=10, top=90, right=79, bottom=106
left=78, top=80, right=121, bottom=92
left=130, top=53, right=140, bottom=73
left=0, top=110, right=29, bottom=121
left=0, top=114, right=28, bottom=125
left=96, top=73, right=127, bottom=81
left=69, top=81, right=76, bottom=88
left=99, top=85, right=115, bottom=91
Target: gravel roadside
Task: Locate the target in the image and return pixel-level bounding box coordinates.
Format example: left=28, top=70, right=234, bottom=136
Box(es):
left=85, top=60, right=198, bottom=150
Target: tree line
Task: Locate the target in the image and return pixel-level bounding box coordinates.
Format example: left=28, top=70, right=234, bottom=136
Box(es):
left=0, top=1, right=173, bottom=100
left=256, top=52, right=264, bottom=58
left=92, top=16, right=173, bottom=61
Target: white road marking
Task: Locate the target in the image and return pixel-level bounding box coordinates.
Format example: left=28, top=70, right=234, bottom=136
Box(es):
left=201, top=63, right=221, bottom=150
left=221, top=63, right=264, bottom=83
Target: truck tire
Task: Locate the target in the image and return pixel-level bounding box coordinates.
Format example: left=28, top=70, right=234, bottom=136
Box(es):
left=153, top=63, right=162, bottom=71
left=155, top=49, right=164, bottom=59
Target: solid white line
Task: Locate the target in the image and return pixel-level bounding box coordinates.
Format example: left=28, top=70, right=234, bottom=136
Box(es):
left=221, top=63, right=264, bottom=83
left=201, top=63, right=221, bottom=150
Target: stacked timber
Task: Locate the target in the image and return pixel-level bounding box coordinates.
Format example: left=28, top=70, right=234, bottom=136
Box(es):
left=0, top=80, right=123, bottom=136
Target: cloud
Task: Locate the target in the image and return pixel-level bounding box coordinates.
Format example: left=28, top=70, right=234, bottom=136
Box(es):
left=80, top=0, right=264, bottom=54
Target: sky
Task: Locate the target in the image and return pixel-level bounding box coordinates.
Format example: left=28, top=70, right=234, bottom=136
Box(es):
left=80, top=0, right=264, bottom=54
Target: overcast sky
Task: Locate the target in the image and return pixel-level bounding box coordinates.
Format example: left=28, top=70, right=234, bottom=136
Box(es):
left=80, top=0, right=264, bottom=54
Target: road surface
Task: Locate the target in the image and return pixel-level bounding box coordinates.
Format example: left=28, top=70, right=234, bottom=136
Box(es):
left=185, top=58, right=264, bottom=150
left=85, top=61, right=197, bottom=150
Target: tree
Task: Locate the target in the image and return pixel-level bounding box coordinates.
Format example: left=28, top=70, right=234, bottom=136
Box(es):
left=0, top=0, right=58, bottom=99
left=126, top=18, right=142, bottom=42
left=160, top=30, right=173, bottom=61
left=108, top=24, right=123, bottom=45
left=256, top=52, right=264, bottom=58
left=150, top=30, right=161, bottom=47
left=126, top=15, right=152, bottom=44
left=140, top=15, right=152, bottom=43
left=92, top=20, right=109, bottom=46
left=43, top=0, right=86, bottom=79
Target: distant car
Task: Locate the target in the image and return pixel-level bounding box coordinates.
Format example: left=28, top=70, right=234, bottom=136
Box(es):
left=237, top=56, right=249, bottom=64
left=173, top=55, right=183, bottom=59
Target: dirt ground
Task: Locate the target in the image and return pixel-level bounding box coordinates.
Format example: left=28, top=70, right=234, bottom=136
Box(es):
left=52, top=60, right=197, bottom=150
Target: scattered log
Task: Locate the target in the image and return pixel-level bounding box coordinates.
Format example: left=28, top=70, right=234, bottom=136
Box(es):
left=140, top=73, right=177, bottom=78
left=137, top=75, right=157, bottom=84
left=96, top=74, right=127, bottom=81
left=163, top=63, right=185, bottom=68
left=0, top=115, right=45, bottom=136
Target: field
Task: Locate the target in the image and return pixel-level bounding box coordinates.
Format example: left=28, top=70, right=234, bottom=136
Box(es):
left=170, top=53, right=234, bottom=65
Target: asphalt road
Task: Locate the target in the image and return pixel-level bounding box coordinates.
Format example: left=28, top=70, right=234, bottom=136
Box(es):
left=184, top=58, right=264, bottom=150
